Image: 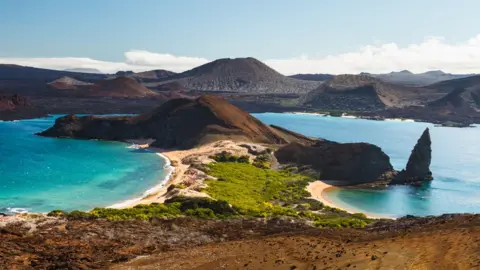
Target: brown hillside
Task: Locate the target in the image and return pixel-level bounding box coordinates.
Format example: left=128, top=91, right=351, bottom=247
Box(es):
left=86, top=77, right=162, bottom=98
left=38, top=95, right=310, bottom=148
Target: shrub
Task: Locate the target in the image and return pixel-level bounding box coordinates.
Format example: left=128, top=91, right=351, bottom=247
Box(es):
left=184, top=208, right=216, bottom=219
left=47, top=210, right=66, bottom=217
left=210, top=151, right=250, bottom=163
left=167, top=183, right=186, bottom=192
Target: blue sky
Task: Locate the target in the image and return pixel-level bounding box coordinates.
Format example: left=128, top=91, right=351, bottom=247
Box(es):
left=1, top=0, right=480, bottom=74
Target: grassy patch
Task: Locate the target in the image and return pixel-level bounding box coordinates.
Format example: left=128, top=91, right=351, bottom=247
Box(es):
left=203, top=162, right=372, bottom=228
left=204, top=163, right=311, bottom=215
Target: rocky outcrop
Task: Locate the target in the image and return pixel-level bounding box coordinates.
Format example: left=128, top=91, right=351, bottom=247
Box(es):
left=0, top=94, right=30, bottom=111
left=38, top=95, right=312, bottom=149
left=275, top=128, right=434, bottom=186
left=275, top=140, right=394, bottom=184
left=392, top=128, right=433, bottom=185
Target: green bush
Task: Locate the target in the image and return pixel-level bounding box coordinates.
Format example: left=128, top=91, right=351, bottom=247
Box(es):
left=47, top=210, right=67, bottom=217
left=167, top=183, right=186, bottom=192
left=184, top=208, right=216, bottom=219
left=210, top=151, right=250, bottom=163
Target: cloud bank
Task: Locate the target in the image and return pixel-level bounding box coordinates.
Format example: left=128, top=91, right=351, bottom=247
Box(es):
left=1, top=34, right=480, bottom=75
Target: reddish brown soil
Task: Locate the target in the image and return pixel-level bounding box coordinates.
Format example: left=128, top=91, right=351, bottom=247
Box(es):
left=1, top=214, right=478, bottom=270
left=116, top=215, right=480, bottom=270
left=86, top=77, right=163, bottom=98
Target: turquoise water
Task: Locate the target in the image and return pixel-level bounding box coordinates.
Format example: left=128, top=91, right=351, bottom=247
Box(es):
left=254, top=113, right=480, bottom=217
left=0, top=116, right=169, bottom=214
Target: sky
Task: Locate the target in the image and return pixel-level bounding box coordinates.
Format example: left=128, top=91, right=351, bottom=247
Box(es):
left=1, top=0, right=480, bottom=74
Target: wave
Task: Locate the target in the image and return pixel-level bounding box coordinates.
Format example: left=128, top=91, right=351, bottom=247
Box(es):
left=384, top=118, right=415, bottom=122
left=106, top=151, right=174, bottom=209
left=2, top=207, right=29, bottom=214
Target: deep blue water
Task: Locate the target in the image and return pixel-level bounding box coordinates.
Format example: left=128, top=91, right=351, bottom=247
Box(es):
left=254, top=113, right=480, bottom=217
left=0, top=115, right=169, bottom=214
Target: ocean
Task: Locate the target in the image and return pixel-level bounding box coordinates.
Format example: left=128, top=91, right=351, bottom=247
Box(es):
left=0, top=115, right=170, bottom=214
left=254, top=113, right=480, bottom=218
left=1, top=113, right=479, bottom=217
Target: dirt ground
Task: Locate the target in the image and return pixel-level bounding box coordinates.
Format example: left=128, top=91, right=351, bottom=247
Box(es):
left=115, top=224, right=480, bottom=270
left=1, top=214, right=479, bottom=270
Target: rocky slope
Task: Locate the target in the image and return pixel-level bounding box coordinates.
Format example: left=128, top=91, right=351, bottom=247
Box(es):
left=301, top=75, right=442, bottom=111
left=154, top=57, right=321, bottom=94
left=38, top=95, right=311, bottom=149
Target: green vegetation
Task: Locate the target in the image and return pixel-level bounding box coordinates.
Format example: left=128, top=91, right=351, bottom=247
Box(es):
left=48, top=153, right=373, bottom=228
left=210, top=151, right=250, bottom=163
left=204, top=162, right=372, bottom=228
left=47, top=197, right=238, bottom=221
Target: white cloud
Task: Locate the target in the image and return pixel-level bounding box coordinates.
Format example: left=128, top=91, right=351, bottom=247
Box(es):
left=266, top=35, right=480, bottom=75
left=124, top=50, right=209, bottom=70
left=0, top=51, right=209, bottom=73
left=2, top=34, right=480, bottom=75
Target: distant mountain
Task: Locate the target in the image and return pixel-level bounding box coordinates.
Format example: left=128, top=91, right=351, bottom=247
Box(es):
left=133, top=69, right=176, bottom=80
left=153, top=57, right=321, bottom=94
left=363, top=70, right=475, bottom=86
left=427, top=74, right=480, bottom=92
left=301, top=75, right=443, bottom=111
left=288, top=74, right=334, bottom=81
left=48, top=76, right=93, bottom=90
left=115, top=71, right=135, bottom=77
left=0, top=64, right=106, bottom=83
left=64, top=68, right=103, bottom=74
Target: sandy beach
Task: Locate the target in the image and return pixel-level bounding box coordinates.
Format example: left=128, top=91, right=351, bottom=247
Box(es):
left=111, top=140, right=256, bottom=208
left=307, top=181, right=392, bottom=219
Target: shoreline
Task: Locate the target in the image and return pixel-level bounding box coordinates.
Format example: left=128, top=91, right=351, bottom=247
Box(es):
left=107, top=140, right=182, bottom=209
left=307, top=181, right=394, bottom=220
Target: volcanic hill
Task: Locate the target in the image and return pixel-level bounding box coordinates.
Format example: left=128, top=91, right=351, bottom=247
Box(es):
left=48, top=76, right=93, bottom=90
left=38, top=95, right=312, bottom=148
left=84, top=77, right=163, bottom=98
left=301, top=75, right=443, bottom=111
left=154, top=57, right=321, bottom=94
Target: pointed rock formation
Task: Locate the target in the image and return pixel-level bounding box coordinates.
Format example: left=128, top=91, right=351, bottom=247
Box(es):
left=392, top=128, right=433, bottom=185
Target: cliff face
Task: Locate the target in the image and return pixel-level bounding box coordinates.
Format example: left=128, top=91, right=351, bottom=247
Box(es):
left=38, top=95, right=310, bottom=149
left=393, top=128, right=433, bottom=185
left=275, top=140, right=394, bottom=184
